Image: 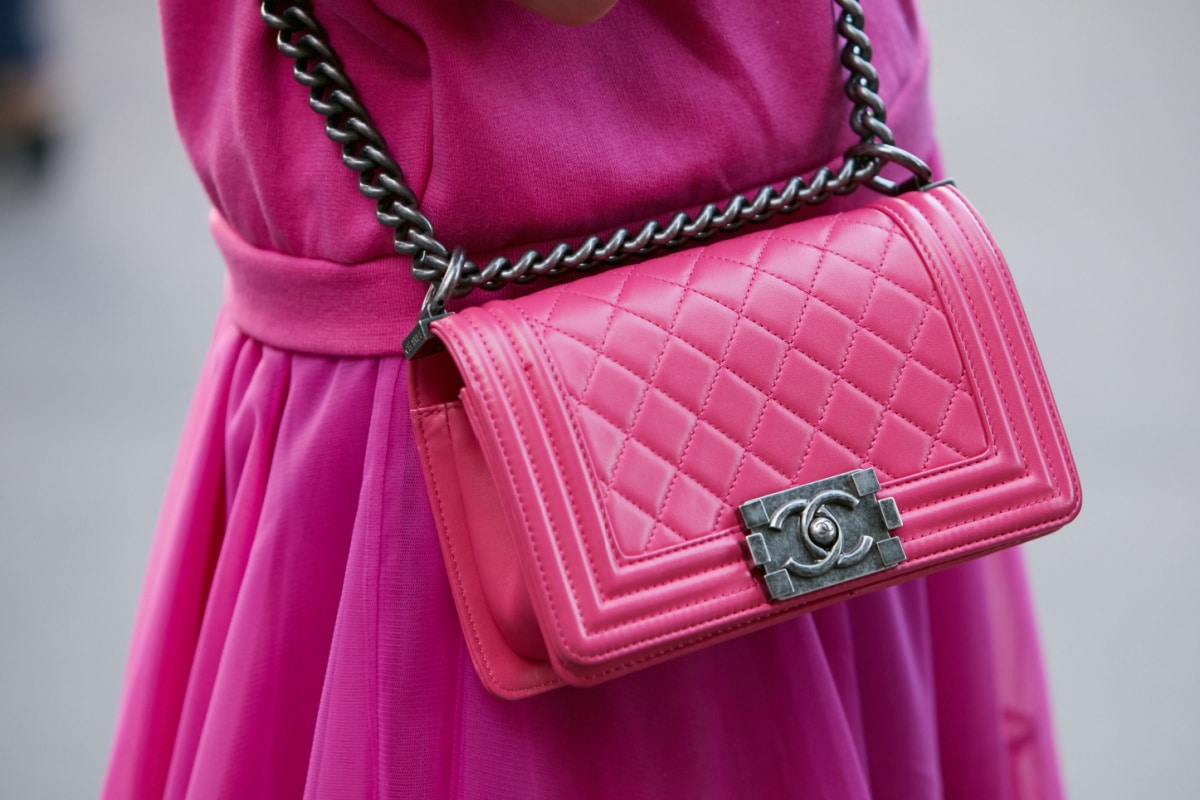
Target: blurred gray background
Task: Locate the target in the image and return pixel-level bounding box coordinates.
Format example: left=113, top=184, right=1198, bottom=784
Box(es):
left=0, top=0, right=1195, bottom=796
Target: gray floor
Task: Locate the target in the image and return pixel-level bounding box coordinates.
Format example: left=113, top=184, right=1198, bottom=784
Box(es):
left=0, top=1, right=1195, bottom=797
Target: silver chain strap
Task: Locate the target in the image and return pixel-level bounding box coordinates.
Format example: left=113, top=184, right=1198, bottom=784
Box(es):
left=258, top=0, right=933, bottom=356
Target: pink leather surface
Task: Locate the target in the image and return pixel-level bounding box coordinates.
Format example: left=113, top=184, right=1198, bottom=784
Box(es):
left=409, top=186, right=1080, bottom=697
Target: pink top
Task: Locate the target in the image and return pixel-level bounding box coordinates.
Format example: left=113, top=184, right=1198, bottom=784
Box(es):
left=165, top=0, right=934, bottom=355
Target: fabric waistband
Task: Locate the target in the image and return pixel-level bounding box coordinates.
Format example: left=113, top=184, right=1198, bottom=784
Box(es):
left=214, top=128, right=938, bottom=360
left=212, top=210, right=426, bottom=358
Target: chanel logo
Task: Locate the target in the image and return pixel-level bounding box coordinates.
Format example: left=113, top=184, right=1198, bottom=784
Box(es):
left=768, top=489, right=874, bottom=577
left=739, top=468, right=906, bottom=601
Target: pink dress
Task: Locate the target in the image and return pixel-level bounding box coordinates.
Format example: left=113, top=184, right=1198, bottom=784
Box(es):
left=104, top=1, right=1063, bottom=797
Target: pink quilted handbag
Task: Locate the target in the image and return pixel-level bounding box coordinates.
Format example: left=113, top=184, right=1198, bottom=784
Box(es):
left=265, top=1, right=1081, bottom=698
left=408, top=186, right=1079, bottom=696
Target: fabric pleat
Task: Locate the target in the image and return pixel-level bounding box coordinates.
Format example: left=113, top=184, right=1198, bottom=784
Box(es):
left=105, top=312, right=1062, bottom=799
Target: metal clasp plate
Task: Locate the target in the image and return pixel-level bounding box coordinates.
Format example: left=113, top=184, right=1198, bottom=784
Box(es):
left=739, top=468, right=905, bottom=601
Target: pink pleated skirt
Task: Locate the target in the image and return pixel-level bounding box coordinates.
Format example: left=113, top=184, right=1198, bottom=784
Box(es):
left=102, top=299, right=1063, bottom=798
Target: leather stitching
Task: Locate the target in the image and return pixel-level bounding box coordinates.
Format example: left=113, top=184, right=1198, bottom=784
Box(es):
left=517, top=305, right=754, bottom=570
left=790, top=219, right=895, bottom=494
left=872, top=192, right=1071, bottom=545
left=920, top=367, right=966, bottom=471
left=603, top=250, right=708, bottom=554
left=945, top=191, right=1079, bottom=504
left=412, top=403, right=559, bottom=695
left=650, top=236, right=769, bottom=550
left=484, top=308, right=635, bottom=633
left=528, top=219, right=980, bottom=555
left=541, top=313, right=969, bottom=531
left=551, top=258, right=969, bottom=442
left=432, top=324, right=564, bottom=693
left=551, top=496, right=1073, bottom=675
left=484, top=305, right=754, bottom=644
left=720, top=216, right=834, bottom=539
left=554, top=225, right=966, bottom=386
left=865, top=300, right=933, bottom=468
left=934, top=190, right=1051, bottom=480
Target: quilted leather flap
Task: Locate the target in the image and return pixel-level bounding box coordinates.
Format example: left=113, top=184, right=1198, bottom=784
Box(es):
left=426, top=186, right=1078, bottom=670
left=516, top=203, right=986, bottom=557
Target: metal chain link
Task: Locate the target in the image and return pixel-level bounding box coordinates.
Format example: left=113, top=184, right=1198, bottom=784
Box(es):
left=259, top=0, right=929, bottom=313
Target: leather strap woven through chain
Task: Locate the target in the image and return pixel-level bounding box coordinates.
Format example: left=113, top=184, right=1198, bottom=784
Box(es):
left=258, top=0, right=934, bottom=353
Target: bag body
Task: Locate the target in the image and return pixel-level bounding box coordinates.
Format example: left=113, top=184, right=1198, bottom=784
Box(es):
left=409, top=185, right=1080, bottom=697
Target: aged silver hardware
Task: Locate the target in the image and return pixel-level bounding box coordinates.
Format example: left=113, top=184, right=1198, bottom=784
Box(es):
left=403, top=247, right=463, bottom=358
left=739, top=468, right=905, bottom=601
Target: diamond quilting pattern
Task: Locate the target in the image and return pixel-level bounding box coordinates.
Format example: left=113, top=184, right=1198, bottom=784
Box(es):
left=527, top=210, right=986, bottom=558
